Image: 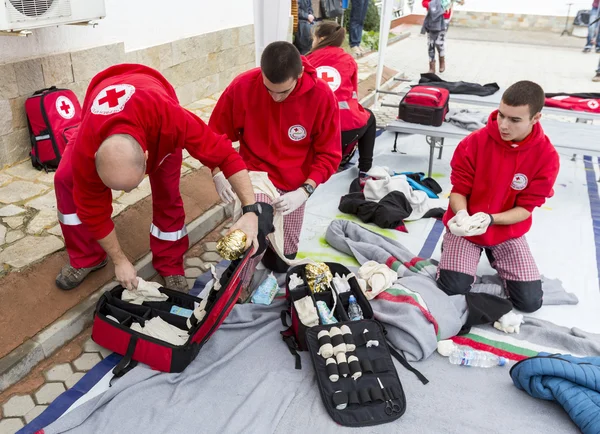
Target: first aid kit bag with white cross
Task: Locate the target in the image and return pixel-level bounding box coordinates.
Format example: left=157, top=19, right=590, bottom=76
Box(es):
left=25, top=86, right=82, bottom=171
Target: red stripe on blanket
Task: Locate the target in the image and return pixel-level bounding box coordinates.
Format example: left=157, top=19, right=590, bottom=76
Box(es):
left=450, top=336, right=528, bottom=361
left=377, top=292, right=439, bottom=335
left=385, top=256, right=396, bottom=269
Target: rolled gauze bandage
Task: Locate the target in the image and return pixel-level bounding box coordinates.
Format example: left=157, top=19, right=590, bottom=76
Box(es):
left=330, top=327, right=347, bottom=355
left=340, top=325, right=356, bottom=352
left=336, top=352, right=350, bottom=378
left=326, top=358, right=339, bottom=382
left=318, top=330, right=334, bottom=359
left=348, top=355, right=362, bottom=380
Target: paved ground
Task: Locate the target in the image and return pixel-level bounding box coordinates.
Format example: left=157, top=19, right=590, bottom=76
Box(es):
left=3, top=25, right=600, bottom=433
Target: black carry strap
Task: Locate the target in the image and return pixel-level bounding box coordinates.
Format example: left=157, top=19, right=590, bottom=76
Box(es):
left=388, top=342, right=429, bottom=385
left=280, top=309, right=302, bottom=369
left=110, top=336, right=139, bottom=385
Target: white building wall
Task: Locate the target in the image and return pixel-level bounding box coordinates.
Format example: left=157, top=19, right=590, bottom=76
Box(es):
left=0, top=0, right=254, bottom=63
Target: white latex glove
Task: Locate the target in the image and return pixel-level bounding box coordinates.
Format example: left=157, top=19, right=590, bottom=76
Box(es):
left=493, top=311, right=524, bottom=334
left=448, top=209, right=470, bottom=237
left=213, top=172, right=237, bottom=204
left=463, top=212, right=493, bottom=236
left=272, top=188, right=309, bottom=216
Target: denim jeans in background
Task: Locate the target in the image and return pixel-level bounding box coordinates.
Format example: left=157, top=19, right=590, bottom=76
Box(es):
left=585, top=7, right=600, bottom=49
left=350, top=0, right=369, bottom=47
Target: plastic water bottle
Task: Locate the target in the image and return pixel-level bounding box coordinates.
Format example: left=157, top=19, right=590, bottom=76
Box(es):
left=347, top=295, right=364, bottom=321
left=449, top=347, right=507, bottom=367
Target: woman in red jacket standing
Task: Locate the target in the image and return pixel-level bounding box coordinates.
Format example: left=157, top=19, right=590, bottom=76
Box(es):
left=307, top=21, right=375, bottom=175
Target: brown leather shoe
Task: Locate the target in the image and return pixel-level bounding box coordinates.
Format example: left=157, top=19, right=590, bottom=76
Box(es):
left=439, top=56, right=446, bottom=73
left=55, top=259, right=108, bottom=290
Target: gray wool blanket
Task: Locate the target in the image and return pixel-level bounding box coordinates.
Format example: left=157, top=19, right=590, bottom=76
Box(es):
left=41, top=301, right=599, bottom=434
left=325, top=219, right=578, bottom=305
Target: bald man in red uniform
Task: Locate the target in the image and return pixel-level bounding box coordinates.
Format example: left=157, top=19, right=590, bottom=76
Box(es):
left=54, top=64, right=258, bottom=292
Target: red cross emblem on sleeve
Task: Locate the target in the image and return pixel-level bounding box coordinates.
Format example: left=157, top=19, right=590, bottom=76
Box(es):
left=91, top=84, right=136, bottom=116
left=316, top=66, right=342, bottom=92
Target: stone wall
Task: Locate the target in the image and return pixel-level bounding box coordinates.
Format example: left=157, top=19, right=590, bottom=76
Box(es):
left=0, top=24, right=255, bottom=169
left=451, top=11, right=572, bottom=33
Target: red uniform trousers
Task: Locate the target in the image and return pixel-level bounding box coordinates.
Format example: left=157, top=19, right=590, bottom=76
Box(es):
left=54, top=143, right=188, bottom=276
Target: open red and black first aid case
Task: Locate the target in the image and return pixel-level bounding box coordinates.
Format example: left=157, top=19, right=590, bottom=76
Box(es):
left=92, top=252, right=254, bottom=377
left=281, top=262, right=428, bottom=427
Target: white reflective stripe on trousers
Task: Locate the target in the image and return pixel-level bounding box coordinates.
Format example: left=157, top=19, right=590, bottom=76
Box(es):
left=352, top=91, right=358, bottom=99
left=150, top=223, right=188, bottom=241
left=57, top=211, right=82, bottom=226
left=339, top=101, right=350, bottom=109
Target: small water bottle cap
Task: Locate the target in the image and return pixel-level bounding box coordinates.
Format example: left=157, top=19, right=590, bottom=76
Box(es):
left=498, top=357, right=507, bottom=367
left=349, top=295, right=357, bottom=303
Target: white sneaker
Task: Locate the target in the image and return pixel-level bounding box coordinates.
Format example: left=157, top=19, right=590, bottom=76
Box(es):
left=358, top=45, right=369, bottom=54
left=351, top=46, right=362, bottom=57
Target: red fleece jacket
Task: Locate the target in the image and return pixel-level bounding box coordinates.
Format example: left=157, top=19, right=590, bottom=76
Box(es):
left=209, top=58, right=341, bottom=191
left=307, top=46, right=370, bottom=131
left=443, top=111, right=560, bottom=247
left=72, top=64, right=246, bottom=240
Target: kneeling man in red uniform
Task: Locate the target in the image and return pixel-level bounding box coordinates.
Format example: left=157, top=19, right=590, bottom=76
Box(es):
left=437, top=81, right=559, bottom=313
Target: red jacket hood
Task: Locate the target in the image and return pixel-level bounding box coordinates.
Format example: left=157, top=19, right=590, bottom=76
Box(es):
left=486, top=110, right=545, bottom=152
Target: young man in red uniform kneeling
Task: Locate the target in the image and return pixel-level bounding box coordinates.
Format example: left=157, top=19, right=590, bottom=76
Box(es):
left=209, top=41, right=341, bottom=271
left=55, top=64, right=258, bottom=292
left=436, top=81, right=560, bottom=313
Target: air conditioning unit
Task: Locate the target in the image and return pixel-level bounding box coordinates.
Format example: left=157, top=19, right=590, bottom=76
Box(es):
left=0, top=0, right=106, bottom=33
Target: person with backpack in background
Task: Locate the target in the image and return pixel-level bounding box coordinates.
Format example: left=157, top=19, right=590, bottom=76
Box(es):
left=583, top=0, right=600, bottom=53
left=422, top=0, right=464, bottom=73
left=307, top=21, right=375, bottom=175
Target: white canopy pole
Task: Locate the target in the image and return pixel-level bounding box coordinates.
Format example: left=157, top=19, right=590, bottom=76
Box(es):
left=253, top=0, right=292, bottom=67
left=373, top=0, right=394, bottom=109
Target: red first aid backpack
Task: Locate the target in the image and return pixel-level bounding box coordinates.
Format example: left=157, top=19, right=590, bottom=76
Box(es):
left=398, top=85, right=450, bottom=127
left=25, top=86, right=82, bottom=171
left=92, top=253, right=256, bottom=377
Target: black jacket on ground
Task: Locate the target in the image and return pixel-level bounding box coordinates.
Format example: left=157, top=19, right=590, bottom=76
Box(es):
left=339, top=192, right=412, bottom=231
left=418, top=73, right=500, bottom=96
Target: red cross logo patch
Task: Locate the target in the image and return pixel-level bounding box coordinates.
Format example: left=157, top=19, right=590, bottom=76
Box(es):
left=91, top=84, right=136, bottom=116
left=288, top=125, right=307, bottom=141
left=316, top=66, right=341, bottom=92
left=55, top=96, right=75, bottom=120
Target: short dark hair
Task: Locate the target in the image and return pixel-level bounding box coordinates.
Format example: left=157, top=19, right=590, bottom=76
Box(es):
left=501, top=81, right=545, bottom=118
left=260, top=41, right=303, bottom=84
